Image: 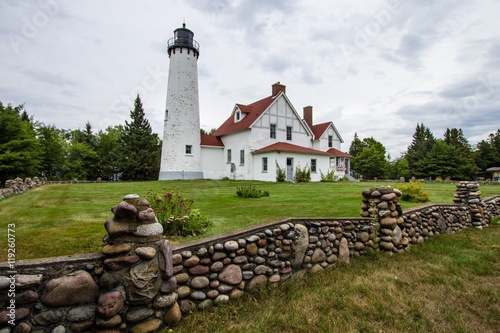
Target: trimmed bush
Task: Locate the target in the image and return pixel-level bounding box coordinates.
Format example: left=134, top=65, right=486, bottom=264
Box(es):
left=397, top=180, right=429, bottom=203
left=236, top=184, right=270, bottom=198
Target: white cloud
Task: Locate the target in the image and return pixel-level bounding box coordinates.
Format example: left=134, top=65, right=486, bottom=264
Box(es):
left=0, top=0, right=499, bottom=158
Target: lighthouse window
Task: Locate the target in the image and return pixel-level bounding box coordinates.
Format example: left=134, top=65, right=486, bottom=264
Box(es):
left=185, top=145, right=192, bottom=154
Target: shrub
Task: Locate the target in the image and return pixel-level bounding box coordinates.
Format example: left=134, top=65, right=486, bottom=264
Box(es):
left=295, top=164, right=311, bottom=183
left=236, top=184, right=270, bottom=198
left=146, top=188, right=211, bottom=237
left=320, top=169, right=336, bottom=182
left=276, top=162, right=286, bottom=182
left=397, top=180, right=429, bottom=203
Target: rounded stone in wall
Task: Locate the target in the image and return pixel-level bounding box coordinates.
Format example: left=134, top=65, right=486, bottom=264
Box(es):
left=97, top=290, right=124, bottom=318
left=218, top=264, right=242, bottom=285
left=163, top=302, right=182, bottom=326
left=190, top=276, right=210, bottom=289
left=41, top=270, right=99, bottom=307
left=246, top=275, right=268, bottom=290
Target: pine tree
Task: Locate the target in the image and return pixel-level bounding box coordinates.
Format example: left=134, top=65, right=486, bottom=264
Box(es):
left=406, top=123, right=436, bottom=178
left=118, top=95, right=161, bottom=180
left=349, top=132, right=364, bottom=157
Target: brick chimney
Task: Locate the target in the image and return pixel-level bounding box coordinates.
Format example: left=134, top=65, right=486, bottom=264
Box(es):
left=303, top=105, right=313, bottom=129
left=272, top=82, right=286, bottom=96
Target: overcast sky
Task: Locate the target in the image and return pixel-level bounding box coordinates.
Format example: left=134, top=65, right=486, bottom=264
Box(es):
left=1, top=0, right=499, bottom=158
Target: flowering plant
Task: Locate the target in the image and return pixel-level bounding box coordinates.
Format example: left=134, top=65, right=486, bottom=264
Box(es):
left=146, top=187, right=211, bottom=237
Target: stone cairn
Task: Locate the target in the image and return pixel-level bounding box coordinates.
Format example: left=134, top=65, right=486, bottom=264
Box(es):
left=99, top=194, right=181, bottom=332
left=361, top=186, right=411, bottom=254
left=453, top=181, right=486, bottom=229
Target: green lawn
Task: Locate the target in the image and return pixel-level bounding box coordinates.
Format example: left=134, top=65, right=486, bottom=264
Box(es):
left=0, top=180, right=498, bottom=261
left=170, top=222, right=500, bottom=333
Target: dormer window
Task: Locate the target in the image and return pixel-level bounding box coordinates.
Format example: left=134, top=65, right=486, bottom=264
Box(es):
left=235, top=110, right=241, bottom=122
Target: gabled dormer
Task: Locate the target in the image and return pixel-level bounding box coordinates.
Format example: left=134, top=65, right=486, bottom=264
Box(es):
left=234, top=107, right=243, bottom=123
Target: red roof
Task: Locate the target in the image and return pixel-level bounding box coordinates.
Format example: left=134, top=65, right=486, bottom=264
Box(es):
left=311, top=122, right=330, bottom=139
left=253, top=142, right=331, bottom=155
left=327, top=147, right=352, bottom=158
left=212, top=95, right=275, bottom=136
left=200, top=134, right=224, bottom=146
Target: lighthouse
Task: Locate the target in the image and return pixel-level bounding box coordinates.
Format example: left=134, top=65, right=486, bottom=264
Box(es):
left=159, top=23, right=203, bottom=180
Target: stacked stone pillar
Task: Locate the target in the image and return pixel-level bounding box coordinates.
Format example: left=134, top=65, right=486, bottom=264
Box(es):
left=453, top=181, right=487, bottom=229
left=361, top=186, right=410, bottom=254
left=99, top=194, right=181, bottom=332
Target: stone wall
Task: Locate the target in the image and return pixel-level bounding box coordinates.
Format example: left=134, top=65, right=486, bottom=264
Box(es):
left=1, top=184, right=499, bottom=333
left=0, top=178, right=46, bottom=200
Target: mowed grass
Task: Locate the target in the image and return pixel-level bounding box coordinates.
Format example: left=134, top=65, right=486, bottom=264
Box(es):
left=0, top=180, right=498, bottom=261
left=169, top=223, right=500, bottom=333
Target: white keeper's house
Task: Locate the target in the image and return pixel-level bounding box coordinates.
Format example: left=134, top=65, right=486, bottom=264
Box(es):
left=159, top=24, right=352, bottom=182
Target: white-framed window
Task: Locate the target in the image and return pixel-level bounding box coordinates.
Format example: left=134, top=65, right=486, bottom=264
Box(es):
left=270, top=124, right=276, bottom=139
left=311, top=159, right=317, bottom=173
left=262, top=157, right=268, bottom=172
left=329, top=157, right=335, bottom=169
left=286, top=126, right=292, bottom=140
left=235, top=110, right=241, bottom=122
left=240, top=149, right=245, bottom=165
left=185, top=145, right=192, bottom=154
left=328, top=135, right=333, bottom=147
left=227, top=149, right=231, bottom=163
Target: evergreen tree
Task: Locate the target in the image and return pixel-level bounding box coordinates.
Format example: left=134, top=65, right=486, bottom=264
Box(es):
left=443, top=128, right=477, bottom=177
left=418, top=140, right=472, bottom=180
left=118, top=95, right=161, bottom=180
left=406, top=123, right=436, bottom=178
left=36, top=123, right=66, bottom=180
left=0, top=102, right=41, bottom=183
left=348, top=132, right=364, bottom=157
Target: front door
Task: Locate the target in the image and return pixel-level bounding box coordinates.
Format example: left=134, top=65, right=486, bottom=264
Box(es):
left=286, top=158, right=294, bottom=181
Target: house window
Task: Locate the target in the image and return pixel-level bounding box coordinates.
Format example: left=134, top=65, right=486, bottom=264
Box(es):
left=185, top=145, right=192, bottom=154
left=311, top=159, right=317, bottom=173
left=262, top=157, right=268, bottom=172
left=329, top=157, right=335, bottom=169
left=240, top=149, right=245, bottom=165
left=328, top=135, right=333, bottom=147
left=270, top=124, right=276, bottom=139
left=227, top=149, right=231, bottom=163
left=235, top=111, right=240, bottom=122
left=286, top=126, right=292, bottom=140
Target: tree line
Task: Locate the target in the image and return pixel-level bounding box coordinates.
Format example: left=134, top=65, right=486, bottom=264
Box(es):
left=349, top=123, right=500, bottom=180
left=2, top=95, right=498, bottom=184
left=0, top=95, right=161, bottom=184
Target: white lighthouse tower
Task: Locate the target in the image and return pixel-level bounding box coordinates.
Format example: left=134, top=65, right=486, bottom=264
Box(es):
left=159, top=23, right=203, bottom=180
